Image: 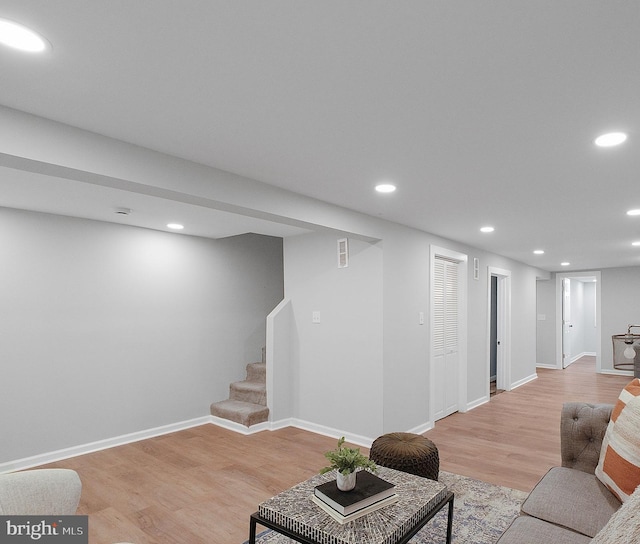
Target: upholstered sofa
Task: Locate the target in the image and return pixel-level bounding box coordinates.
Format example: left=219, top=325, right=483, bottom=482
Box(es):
left=0, top=469, right=135, bottom=544
left=498, top=402, right=628, bottom=543
left=0, top=468, right=82, bottom=515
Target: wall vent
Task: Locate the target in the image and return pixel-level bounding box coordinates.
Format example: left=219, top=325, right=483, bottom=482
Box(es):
left=337, top=238, right=349, bottom=268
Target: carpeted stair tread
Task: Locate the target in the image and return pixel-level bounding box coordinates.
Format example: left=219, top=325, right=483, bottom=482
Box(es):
left=210, top=399, right=269, bottom=427
left=230, top=380, right=266, bottom=405
left=246, top=362, right=266, bottom=382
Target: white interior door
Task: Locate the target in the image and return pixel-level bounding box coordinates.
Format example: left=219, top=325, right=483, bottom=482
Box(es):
left=433, top=256, right=459, bottom=421
left=487, top=267, right=512, bottom=394
left=562, top=278, right=572, bottom=368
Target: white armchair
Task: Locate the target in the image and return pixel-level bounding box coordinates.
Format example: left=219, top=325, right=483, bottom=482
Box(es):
left=0, top=468, right=82, bottom=515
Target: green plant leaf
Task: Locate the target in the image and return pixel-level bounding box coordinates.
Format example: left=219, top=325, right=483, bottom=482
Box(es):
left=319, top=436, right=377, bottom=475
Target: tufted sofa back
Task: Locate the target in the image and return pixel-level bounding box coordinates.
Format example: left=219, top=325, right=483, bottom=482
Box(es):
left=560, top=402, right=613, bottom=474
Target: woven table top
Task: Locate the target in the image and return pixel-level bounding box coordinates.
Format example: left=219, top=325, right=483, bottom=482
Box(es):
left=257, top=466, right=448, bottom=544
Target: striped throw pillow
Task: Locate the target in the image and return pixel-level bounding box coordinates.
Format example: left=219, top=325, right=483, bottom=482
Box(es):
left=595, top=378, right=640, bottom=502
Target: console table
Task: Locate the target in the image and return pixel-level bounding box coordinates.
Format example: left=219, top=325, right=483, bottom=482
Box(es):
left=249, top=466, right=454, bottom=544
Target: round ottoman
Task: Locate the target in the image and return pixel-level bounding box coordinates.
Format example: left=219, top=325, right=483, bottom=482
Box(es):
left=369, top=432, right=439, bottom=481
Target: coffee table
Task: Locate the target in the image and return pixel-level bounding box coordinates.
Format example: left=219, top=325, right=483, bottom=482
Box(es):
left=249, top=466, right=454, bottom=544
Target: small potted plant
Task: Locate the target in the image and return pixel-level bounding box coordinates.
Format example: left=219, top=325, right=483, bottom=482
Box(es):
left=320, top=436, right=377, bottom=491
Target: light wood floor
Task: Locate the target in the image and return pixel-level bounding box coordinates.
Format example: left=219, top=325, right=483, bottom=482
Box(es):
left=41, top=357, right=630, bottom=544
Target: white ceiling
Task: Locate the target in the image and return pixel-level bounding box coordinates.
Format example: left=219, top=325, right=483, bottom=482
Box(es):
left=1, top=1, right=639, bottom=270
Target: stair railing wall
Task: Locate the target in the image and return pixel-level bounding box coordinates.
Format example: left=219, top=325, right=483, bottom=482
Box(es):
left=266, top=298, right=295, bottom=422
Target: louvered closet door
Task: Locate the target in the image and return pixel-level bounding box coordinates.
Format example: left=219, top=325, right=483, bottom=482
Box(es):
left=432, top=256, right=459, bottom=421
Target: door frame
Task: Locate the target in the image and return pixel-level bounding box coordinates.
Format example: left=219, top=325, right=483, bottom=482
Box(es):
left=429, top=245, right=468, bottom=422
left=555, top=271, right=602, bottom=371
left=562, top=277, right=572, bottom=368
left=486, top=267, right=512, bottom=395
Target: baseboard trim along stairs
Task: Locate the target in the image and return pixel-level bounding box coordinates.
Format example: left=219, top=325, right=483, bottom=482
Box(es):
left=210, top=362, right=269, bottom=427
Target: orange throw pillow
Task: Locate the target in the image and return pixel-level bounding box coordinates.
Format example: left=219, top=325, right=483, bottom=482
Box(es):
left=595, top=378, right=640, bottom=502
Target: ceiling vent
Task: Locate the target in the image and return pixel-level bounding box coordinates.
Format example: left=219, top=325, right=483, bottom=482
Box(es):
left=338, top=238, right=349, bottom=268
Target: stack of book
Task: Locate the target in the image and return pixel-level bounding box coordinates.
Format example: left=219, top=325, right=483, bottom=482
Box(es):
left=312, top=470, right=398, bottom=524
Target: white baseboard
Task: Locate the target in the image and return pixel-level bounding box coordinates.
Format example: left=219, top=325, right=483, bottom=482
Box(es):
left=0, top=416, right=211, bottom=474
left=268, top=417, right=296, bottom=431
left=570, top=352, right=584, bottom=364
left=467, top=396, right=489, bottom=411
left=0, top=415, right=384, bottom=473
left=208, top=415, right=272, bottom=435
left=212, top=416, right=377, bottom=447
left=286, top=418, right=374, bottom=448
left=510, top=373, right=537, bottom=390
left=406, top=421, right=434, bottom=435
left=536, top=363, right=558, bottom=370
left=565, top=352, right=597, bottom=366
left=600, top=369, right=634, bottom=377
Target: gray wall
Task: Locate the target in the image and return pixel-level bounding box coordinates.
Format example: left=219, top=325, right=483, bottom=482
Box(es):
left=601, top=266, right=640, bottom=369
left=282, top=223, right=543, bottom=440
left=381, top=225, right=431, bottom=434
left=0, top=208, right=283, bottom=463
left=284, top=233, right=384, bottom=439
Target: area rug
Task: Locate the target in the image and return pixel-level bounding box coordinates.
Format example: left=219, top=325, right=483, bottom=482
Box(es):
left=244, top=471, right=528, bottom=544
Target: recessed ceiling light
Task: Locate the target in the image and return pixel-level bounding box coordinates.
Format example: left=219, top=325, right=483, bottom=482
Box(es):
left=561, top=262, right=570, bottom=267
left=167, top=223, right=184, bottom=230
left=632, top=241, right=640, bottom=247
left=0, top=18, right=49, bottom=52
left=627, top=209, right=640, bottom=216
left=480, top=226, right=494, bottom=233
left=533, top=249, right=545, bottom=255
left=594, top=132, right=627, bottom=147
left=375, top=183, right=396, bottom=193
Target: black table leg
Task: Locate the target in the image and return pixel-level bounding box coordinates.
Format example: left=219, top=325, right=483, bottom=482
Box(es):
left=249, top=513, right=257, bottom=544
left=446, top=493, right=454, bottom=544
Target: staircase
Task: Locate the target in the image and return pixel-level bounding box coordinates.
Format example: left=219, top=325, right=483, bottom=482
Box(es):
left=210, top=362, right=269, bottom=427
